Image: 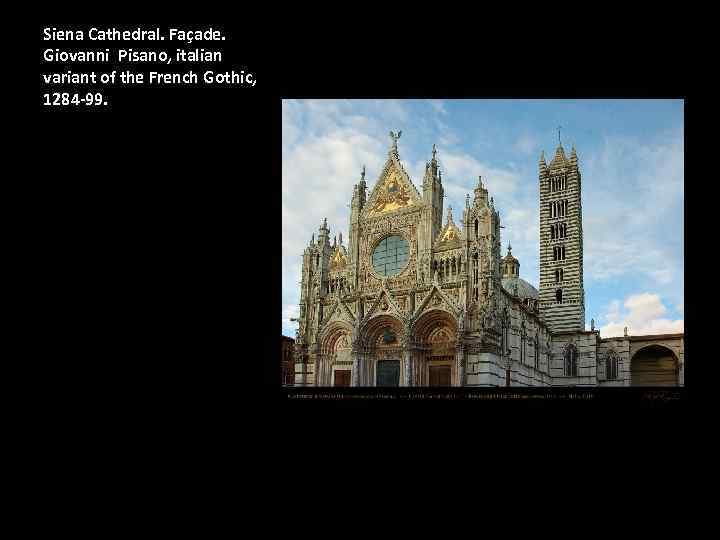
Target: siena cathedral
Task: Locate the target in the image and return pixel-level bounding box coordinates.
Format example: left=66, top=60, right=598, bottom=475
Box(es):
left=291, top=131, right=684, bottom=387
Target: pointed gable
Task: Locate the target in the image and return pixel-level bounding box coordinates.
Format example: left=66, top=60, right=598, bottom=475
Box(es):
left=363, top=153, right=421, bottom=218
left=329, top=245, right=348, bottom=270
left=435, top=206, right=462, bottom=250
left=414, top=283, right=462, bottom=318
left=363, top=287, right=406, bottom=322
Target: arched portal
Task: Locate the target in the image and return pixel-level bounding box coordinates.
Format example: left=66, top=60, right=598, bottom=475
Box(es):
left=318, top=322, right=352, bottom=387
left=630, top=345, right=679, bottom=386
left=414, top=309, right=458, bottom=386
left=361, top=314, right=405, bottom=387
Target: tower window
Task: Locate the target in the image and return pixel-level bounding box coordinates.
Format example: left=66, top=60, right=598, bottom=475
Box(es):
left=556, top=289, right=562, bottom=303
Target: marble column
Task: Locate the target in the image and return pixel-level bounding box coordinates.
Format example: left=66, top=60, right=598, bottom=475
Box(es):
left=455, top=344, right=465, bottom=387
left=316, top=355, right=324, bottom=387
left=403, top=348, right=412, bottom=387
left=351, top=351, right=360, bottom=387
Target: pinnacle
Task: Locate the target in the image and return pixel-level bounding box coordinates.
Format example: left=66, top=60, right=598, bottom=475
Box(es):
left=550, top=144, right=567, bottom=167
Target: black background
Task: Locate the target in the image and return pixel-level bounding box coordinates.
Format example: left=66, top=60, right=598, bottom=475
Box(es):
left=34, top=16, right=708, bottom=495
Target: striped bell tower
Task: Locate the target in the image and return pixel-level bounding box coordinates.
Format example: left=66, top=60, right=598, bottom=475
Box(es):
left=538, top=133, right=585, bottom=332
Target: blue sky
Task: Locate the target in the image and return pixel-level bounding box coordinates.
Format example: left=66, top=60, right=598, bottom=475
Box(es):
left=282, top=99, right=684, bottom=339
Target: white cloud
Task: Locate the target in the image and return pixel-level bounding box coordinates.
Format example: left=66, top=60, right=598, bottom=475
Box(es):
left=599, top=293, right=684, bottom=337
left=514, top=133, right=539, bottom=156
left=583, top=129, right=684, bottom=290
left=438, top=149, right=519, bottom=199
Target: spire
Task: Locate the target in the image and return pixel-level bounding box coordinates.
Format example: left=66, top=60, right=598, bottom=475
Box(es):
left=318, top=218, right=330, bottom=245
left=474, top=174, right=488, bottom=205
left=569, top=145, right=577, bottom=164
left=465, top=193, right=470, bottom=208
left=310, top=233, right=314, bottom=245
left=333, top=235, right=337, bottom=247
left=550, top=144, right=567, bottom=167
left=424, top=143, right=440, bottom=187
left=447, top=205, right=453, bottom=223
left=338, top=232, right=343, bottom=245
left=508, top=242, right=512, bottom=254
left=539, top=150, right=547, bottom=175
left=549, top=126, right=569, bottom=167
left=360, top=165, right=366, bottom=182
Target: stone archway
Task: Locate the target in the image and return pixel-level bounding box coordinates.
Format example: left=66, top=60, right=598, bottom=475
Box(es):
left=413, top=309, right=459, bottom=386
left=361, top=314, right=405, bottom=387
left=318, top=322, right=352, bottom=387
left=630, top=344, right=679, bottom=386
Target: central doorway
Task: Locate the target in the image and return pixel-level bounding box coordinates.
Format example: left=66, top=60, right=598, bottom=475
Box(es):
left=429, top=365, right=452, bottom=386
left=376, top=360, right=400, bottom=387
left=427, top=356, right=453, bottom=386
left=333, top=369, right=351, bottom=387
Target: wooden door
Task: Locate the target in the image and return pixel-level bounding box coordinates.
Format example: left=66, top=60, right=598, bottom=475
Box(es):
left=429, top=365, right=452, bottom=387
left=334, top=370, right=351, bottom=387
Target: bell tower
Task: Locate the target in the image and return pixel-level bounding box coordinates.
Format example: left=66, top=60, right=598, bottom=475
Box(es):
left=538, top=132, right=585, bottom=332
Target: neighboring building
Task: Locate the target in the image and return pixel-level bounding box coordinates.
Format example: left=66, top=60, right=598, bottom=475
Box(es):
left=291, top=131, right=684, bottom=387
left=281, top=335, right=295, bottom=386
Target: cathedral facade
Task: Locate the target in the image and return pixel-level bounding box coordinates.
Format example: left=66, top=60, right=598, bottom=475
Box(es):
left=291, top=132, right=684, bottom=387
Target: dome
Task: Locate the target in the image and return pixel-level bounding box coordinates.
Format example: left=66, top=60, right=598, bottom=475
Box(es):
left=502, top=251, right=518, bottom=265
left=502, top=277, right=539, bottom=300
